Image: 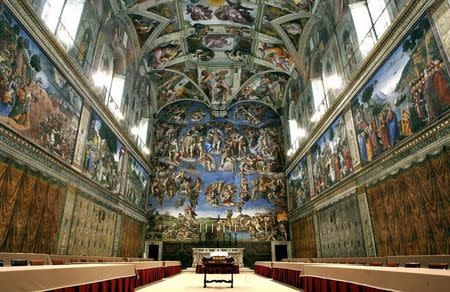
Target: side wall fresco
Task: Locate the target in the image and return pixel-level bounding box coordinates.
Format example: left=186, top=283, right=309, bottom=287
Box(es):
left=288, top=1, right=450, bottom=258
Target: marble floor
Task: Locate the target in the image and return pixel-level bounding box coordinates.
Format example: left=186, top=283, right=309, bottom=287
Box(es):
left=136, top=271, right=298, bottom=291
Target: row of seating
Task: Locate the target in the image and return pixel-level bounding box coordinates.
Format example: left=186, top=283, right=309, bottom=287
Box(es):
left=0, top=252, right=153, bottom=267
left=282, top=255, right=450, bottom=269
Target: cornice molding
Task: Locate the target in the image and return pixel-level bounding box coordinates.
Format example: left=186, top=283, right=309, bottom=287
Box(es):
left=288, top=114, right=450, bottom=222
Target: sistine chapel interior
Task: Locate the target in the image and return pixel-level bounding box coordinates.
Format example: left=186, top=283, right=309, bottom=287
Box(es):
left=0, top=0, right=449, bottom=291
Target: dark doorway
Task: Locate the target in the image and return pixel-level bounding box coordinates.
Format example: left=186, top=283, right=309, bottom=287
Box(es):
left=275, top=244, right=288, bottom=261
left=148, top=244, right=159, bottom=260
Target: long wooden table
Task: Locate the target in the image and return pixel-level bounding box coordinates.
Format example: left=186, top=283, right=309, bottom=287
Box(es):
left=0, top=263, right=136, bottom=291
left=301, top=264, right=450, bottom=292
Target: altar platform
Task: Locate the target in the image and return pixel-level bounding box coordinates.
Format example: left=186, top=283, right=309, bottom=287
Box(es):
left=192, top=248, right=244, bottom=267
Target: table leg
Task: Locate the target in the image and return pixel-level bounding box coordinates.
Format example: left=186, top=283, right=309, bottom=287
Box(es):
left=204, top=269, right=207, bottom=288
left=231, top=272, right=233, bottom=288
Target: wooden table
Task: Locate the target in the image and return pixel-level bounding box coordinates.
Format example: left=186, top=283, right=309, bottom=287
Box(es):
left=301, top=264, right=450, bottom=292
left=202, top=262, right=235, bottom=288
left=0, top=263, right=136, bottom=291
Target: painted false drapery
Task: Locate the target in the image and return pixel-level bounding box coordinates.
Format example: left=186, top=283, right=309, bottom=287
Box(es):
left=317, top=194, right=366, bottom=257
left=0, top=6, right=83, bottom=164
left=149, top=100, right=287, bottom=242
left=367, top=150, right=449, bottom=255
left=67, top=194, right=118, bottom=256
left=120, top=215, right=144, bottom=257
left=0, top=157, right=66, bottom=253
left=291, top=215, right=316, bottom=258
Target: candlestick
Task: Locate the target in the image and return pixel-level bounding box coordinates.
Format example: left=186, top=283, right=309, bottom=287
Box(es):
left=200, top=222, right=202, bottom=234
left=234, top=222, right=237, bottom=233
left=205, top=222, right=208, bottom=233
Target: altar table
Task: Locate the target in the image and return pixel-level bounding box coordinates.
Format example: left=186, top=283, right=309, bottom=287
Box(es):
left=192, top=248, right=244, bottom=267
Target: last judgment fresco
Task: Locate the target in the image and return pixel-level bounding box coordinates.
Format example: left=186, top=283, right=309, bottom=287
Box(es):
left=148, top=100, right=288, bottom=242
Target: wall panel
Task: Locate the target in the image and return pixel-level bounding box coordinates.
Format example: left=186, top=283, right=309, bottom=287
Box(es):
left=317, top=195, right=366, bottom=257
left=67, top=194, right=118, bottom=256
left=367, top=150, right=449, bottom=255
left=119, top=215, right=144, bottom=257
left=291, top=215, right=317, bottom=258
left=0, top=158, right=66, bottom=253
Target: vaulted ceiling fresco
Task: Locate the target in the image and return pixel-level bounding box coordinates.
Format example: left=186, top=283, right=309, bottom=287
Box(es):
left=124, top=0, right=315, bottom=112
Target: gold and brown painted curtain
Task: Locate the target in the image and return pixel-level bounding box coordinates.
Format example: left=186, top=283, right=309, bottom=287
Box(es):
left=0, top=159, right=66, bottom=253
left=367, top=150, right=450, bottom=255
left=291, top=215, right=317, bottom=258
left=119, top=215, right=144, bottom=257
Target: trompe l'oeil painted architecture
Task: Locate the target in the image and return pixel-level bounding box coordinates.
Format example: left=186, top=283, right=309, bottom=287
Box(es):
left=0, top=0, right=448, bottom=267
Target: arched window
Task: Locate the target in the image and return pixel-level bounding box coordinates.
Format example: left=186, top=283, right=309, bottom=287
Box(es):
left=35, top=0, right=87, bottom=49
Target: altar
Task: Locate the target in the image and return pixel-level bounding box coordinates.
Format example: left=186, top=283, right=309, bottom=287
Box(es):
left=192, top=248, right=244, bottom=267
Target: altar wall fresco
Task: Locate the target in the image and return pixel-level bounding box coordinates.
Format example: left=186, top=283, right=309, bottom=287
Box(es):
left=148, top=100, right=288, bottom=242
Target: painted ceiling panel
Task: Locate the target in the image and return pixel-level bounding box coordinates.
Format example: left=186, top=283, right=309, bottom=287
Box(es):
left=126, top=0, right=314, bottom=110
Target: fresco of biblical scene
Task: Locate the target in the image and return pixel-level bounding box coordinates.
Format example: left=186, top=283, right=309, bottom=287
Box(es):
left=311, top=2, right=333, bottom=51
left=281, top=18, right=308, bottom=50
left=257, top=41, right=294, bottom=72
left=125, top=156, right=149, bottom=208
left=184, top=0, right=258, bottom=26
left=261, top=4, right=291, bottom=38
left=199, top=68, right=233, bottom=103
left=266, top=0, right=315, bottom=12
left=186, top=23, right=252, bottom=63
left=311, top=115, right=353, bottom=196
left=128, top=14, right=160, bottom=48
left=287, top=155, right=310, bottom=211
left=234, top=72, right=289, bottom=109
left=147, top=2, right=179, bottom=36
left=146, top=41, right=183, bottom=69
left=0, top=7, right=83, bottom=163
left=351, top=16, right=450, bottom=163
left=148, top=100, right=287, bottom=242
left=83, top=111, right=126, bottom=194
left=148, top=70, right=205, bottom=108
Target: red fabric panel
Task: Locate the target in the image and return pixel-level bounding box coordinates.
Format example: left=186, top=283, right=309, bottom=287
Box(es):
left=302, top=276, right=389, bottom=292
left=255, top=265, right=272, bottom=278
left=165, top=265, right=182, bottom=277
left=271, top=267, right=302, bottom=289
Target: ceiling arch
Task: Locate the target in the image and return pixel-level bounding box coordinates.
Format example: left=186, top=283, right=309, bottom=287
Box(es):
left=123, top=0, right=317, bottom=111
